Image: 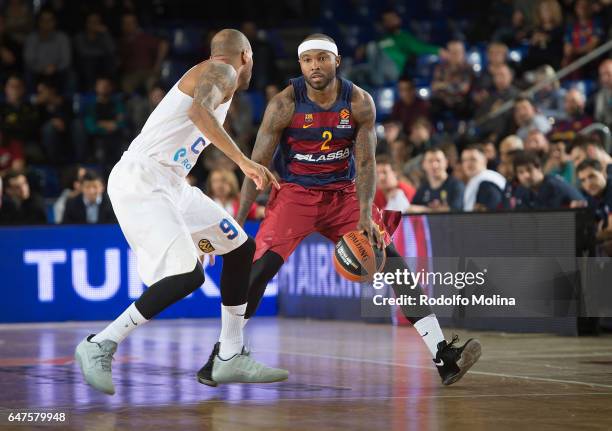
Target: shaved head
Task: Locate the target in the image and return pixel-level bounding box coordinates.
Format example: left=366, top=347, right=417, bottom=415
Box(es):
left=211, top=29, right=251, bottom=57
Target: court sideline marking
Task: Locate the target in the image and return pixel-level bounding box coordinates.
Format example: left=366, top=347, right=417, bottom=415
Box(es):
left=255, top=348, right=612, bottom=390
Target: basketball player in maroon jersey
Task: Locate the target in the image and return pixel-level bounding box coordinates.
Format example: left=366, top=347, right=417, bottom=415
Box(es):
left=197, top=34, right=481, bottom=387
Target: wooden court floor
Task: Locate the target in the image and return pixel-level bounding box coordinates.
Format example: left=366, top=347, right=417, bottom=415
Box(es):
left=1, top=317, right=611, bottom=431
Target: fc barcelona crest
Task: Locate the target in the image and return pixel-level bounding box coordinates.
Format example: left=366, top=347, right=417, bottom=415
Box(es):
left=305, top=113, right=314, bottom=123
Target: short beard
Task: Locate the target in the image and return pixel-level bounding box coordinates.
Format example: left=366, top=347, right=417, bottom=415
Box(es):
left=305, top=74, right=334, bottom=90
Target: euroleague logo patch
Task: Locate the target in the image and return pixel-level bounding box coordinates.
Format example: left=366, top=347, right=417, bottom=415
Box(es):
left=198, top=239, right=215, bottom=253
left=337, top=108, right=351, bottom=129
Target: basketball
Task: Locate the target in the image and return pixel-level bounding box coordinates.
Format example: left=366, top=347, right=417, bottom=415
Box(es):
left=333, top=230, right=386, bottom=282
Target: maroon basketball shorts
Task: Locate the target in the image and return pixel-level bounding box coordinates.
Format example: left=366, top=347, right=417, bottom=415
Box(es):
left=254, top=182, right=400, bottom=261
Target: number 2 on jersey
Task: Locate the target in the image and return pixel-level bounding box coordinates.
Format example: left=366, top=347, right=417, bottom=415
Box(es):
left=320, top=131, right=332, bottom=151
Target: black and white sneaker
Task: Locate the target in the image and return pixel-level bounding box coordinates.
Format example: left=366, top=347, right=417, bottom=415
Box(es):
left=197, top=342, right=220, bottom=387
left=434, top=336, right=482, bottom=386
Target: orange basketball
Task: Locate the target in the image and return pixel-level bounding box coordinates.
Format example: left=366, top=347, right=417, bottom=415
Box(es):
left=333, top=230, right=386, bottom=282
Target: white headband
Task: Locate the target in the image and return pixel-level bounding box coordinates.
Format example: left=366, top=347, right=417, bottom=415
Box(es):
left=297, top=40, right=338, bottom=58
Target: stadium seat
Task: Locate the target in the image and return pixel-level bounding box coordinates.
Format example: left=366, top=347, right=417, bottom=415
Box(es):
left=245, top=91, right=266, bottom=124
left=414, top=54, right=440, bottom=83
left=160, top=60, right=191, bottom=88
left=373, top=86, right=397, bottom=121
left=170, top=27, right=202, bottom=57
left=562, top=80, right=597, bottom=97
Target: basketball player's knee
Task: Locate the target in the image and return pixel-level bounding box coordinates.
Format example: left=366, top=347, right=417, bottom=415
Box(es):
left=187, top=261, right=205, bottom=288
left=225, top=236, right=256, bottom=264
left=135, top=262, right=204, bottom=320
left=251, top=251, right=284, bottom=285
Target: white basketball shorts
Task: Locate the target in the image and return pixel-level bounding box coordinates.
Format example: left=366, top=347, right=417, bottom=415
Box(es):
left=107, top=151, right=248, bottom=286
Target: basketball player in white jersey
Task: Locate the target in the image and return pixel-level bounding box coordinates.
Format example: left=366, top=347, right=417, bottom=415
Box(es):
left=75, top=29, right=288, bottom=395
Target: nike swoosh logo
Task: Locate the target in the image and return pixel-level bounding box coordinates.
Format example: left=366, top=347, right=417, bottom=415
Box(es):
left=302, top=124, right=313, bottom=128
left=129, top=315, right=137, bottom=326
left=434, top=359, right=445, bottom=367
left=422, top=332, right=428, bottom=337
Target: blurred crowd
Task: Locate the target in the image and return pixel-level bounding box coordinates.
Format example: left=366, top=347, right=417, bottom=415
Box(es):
left=0, top=0, right=611, bottom=254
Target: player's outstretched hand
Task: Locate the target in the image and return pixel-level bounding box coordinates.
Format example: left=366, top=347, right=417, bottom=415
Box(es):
left=239, top=157, right=280, bottom=191
left=356, top=216, right=384, bottom=250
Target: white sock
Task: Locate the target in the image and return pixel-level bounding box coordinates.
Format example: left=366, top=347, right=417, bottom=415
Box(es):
left=91, top=303, right=148, bottom=344
left=218, top=303, right=246, bottom=359
left=413, top=314, right=445, bottom=359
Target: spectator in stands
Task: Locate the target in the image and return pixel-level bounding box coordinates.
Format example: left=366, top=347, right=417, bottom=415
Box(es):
left=492, top=4, right=531, bottom=48
left=0, top=131, right=24, bottom=176
left=0, top=170, right=46, bottom=225
left=241, top=21, right=279, bottom=91
left=74, top=12, right=116, bottom=91
left=127, top=82, right=165, bottom=136
left=482, top=140, right=499, bottom=171
left=83, top=76, right=127, bottom=167
left=62, top=169, right=116, bottom=224
left=377, top=120, right=402, bottom=156
left=0, top=14, right=22, bottom=85
left=207, top=168, right=263, bottom=220
left=531, top=65, right=567, bottom=119
left=521, top=0, right=565, bottom=72
left=431, top=40, right=474, bottom=121
left=406, top=117, right=435, bottom=159
left=569, top=135, right=612, bottom=177
left=524, top=129, right=551, bottom=161
left=562, top=0, right=603, bottom=76
left=513, top=97, right=552, bottom=140
left=550, top=88, right=593, bottom=141
left=461, top=144, right=507, bottom=211
left=225, top=93, right=254, bottom=153
left=387, top=135, right=411, bottom=175
left=374, top=155, right=415, bottom=214
left=476, top=64, right=520, bottom=142
left=0, top=75, right=39, bottom=147
left=33, top=78, right=72, bottom=164
left=471, top=42, right=512, bottom=108
left=544, top=138, right=575, bottom=184
left=53, top=164, right=85, bottom=224
left=410, top=147, right=464, bottom=213
left=23, top=9, right=72, bottom=91
left=390, top=77, right=430, bottom=134
left=576, top=159, right=612, bottom=255
left=500, top=148, right=524, bottom=209
left=3, top=0, right=33, bottom=44
left=264, top=83, right=280, bottom=103
left=513, top=151, right=584, bottom=209
left=349, top=9, right=444, bottom=87
left=594, top=59, right=612, bottom=127
left=498, top=135, right=524, bottom=180
left=118, top=13, right=168, bottom=94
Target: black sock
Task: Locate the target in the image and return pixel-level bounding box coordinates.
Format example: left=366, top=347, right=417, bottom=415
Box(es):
left=135, top=262, right=204, bottom=320
left=219, top=236, right=256, bottom=306
left=384, top=244, right=433, bottom=324
left=244, top=251, right=284, bottom=319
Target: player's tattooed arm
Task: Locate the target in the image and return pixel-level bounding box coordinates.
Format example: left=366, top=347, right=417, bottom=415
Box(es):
left=236, top=86, right=295, bottom=225
left=188, top=62, right=245, bottom=164
left=352, top=86, right=383, bottom=248
left=189, top=62, right=278, bottom=191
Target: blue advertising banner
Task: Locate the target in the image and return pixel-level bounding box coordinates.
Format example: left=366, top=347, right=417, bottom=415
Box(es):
left=0, top=222, right=276, bottom=323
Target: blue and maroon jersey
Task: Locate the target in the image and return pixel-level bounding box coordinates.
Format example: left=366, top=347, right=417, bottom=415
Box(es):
left=273, top=76, right=356, bottom=189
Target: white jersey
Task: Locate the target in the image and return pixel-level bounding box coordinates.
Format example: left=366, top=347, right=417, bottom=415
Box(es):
left=128, top=77, right=232, bottom=178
